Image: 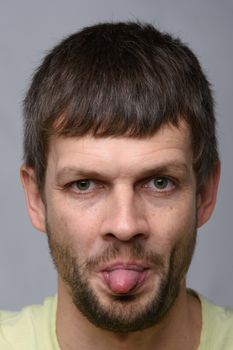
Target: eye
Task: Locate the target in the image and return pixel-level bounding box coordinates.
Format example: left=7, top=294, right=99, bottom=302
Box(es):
left=144, top=177, right=175, bottom=192
left=153, top=178, right=169, bottom=190
left=71, top=179, right=94, bottom=192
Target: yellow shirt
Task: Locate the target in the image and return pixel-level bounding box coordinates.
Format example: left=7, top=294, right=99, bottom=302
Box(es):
left=199, top=295, right=233, bottom=349
left=0, top=294, right=233, bottom=349
left=0, top=296, right=59, bottom=349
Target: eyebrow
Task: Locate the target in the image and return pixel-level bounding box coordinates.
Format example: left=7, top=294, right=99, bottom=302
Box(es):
left=55, top=161, right=190, bottom=184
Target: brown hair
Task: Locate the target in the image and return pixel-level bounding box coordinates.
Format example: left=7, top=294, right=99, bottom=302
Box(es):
left=23, top=21, right=218, bottom=191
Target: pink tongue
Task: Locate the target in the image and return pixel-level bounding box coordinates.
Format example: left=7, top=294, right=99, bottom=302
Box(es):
left=106, top=269, right=143, bottom=294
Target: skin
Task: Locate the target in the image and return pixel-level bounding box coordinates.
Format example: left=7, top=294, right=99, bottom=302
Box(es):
left=21, top=121, right=220, bottom=350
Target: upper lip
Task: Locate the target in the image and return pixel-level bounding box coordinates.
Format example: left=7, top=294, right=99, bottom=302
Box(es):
left=100, top=261, right=150, bottom=272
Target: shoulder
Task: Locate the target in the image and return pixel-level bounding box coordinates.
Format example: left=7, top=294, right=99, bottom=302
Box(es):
left=199, top=294, right=233, bottom=349
left=0, top=296, right=58, bottom=350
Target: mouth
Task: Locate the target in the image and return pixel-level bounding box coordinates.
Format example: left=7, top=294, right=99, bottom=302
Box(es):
left=101, top=262, right=150, bottom=295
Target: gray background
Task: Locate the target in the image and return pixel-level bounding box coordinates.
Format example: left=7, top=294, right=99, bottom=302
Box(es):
left=0, top=0, right=232, bottom=311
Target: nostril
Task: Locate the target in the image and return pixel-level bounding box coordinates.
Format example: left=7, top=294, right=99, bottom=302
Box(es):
left=104, top=232, right=147, bottom=242
left=130, top=233, right=147, bottom=243
left=134, top=233, right=145, bottom=238
left=104, top=233, right=118, bottom=242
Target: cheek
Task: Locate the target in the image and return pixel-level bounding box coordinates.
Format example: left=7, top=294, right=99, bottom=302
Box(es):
left=46, top=198, right=103, bottom=256
left=147, top=197, right=197, bottom=252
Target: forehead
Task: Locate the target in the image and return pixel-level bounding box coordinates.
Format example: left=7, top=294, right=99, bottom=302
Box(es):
left=47, top=122, right=193, bottom=178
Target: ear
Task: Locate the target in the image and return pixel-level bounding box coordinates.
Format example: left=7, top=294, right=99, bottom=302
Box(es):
left=197, top=161, right=221, bottom=228
left=20, top=165, right=47, bottom=233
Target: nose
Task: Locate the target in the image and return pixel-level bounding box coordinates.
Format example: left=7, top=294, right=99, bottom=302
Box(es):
left=101, top=186, right=149, bottom=242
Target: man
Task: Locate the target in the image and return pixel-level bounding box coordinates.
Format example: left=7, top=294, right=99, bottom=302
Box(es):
left=0, top=21, right=232, bottom=349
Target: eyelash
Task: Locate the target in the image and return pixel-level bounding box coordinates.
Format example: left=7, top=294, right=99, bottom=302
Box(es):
left=70, top=179, right=101, bottom=193
left=65, top=176, right=177, bottom=196
left=142, top=177, right=176, bottom=192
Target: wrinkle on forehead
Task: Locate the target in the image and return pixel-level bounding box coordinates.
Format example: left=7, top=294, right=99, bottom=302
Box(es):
left=47, top=121, right=193, bottom=181
left=50, top=121, right=191, bottom=157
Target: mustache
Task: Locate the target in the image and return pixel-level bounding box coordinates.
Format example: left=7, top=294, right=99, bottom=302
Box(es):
left=83, top=242, right=165, bottom=271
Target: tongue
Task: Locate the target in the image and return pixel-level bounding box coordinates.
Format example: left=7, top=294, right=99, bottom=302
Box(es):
left=105, top=269, right=143, bottom=294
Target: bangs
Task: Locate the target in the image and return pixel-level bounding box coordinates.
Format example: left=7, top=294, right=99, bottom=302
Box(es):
left=42, top=24, right=197, bottom=138
left=52, top=71, right=182, bottom=139
left=23, top=22, right=218, bottom=190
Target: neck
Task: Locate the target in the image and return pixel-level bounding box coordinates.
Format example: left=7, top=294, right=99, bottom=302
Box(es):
left=56, top=278, right=201, bottom=350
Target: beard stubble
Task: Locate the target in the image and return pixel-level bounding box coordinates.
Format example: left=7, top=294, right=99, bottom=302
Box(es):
left=46, top=218, right=197, bottom=333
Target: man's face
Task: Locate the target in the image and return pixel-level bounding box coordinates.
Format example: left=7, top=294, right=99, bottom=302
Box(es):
left=43, top=122, right=198, bottom=332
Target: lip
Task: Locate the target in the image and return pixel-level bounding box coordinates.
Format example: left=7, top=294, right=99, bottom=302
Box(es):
left=100, top=263, right=151, bottom=295
left=99, top=261, right=150, bottom=273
